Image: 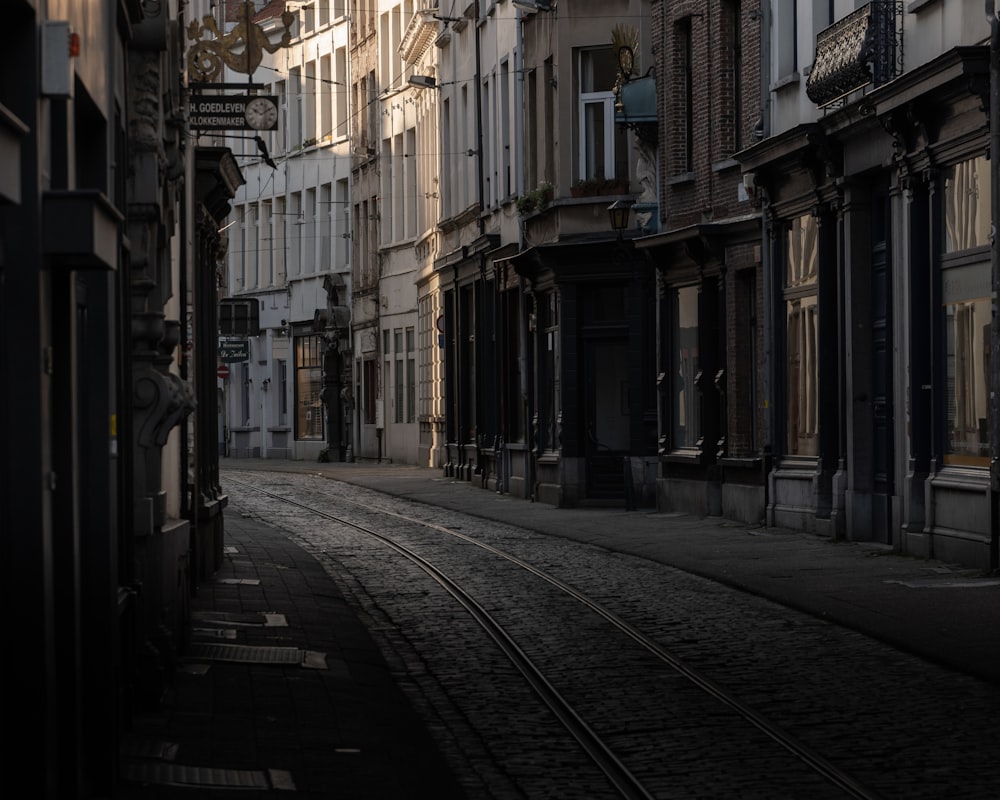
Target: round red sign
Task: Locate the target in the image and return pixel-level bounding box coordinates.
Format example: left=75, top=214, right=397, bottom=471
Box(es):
left=217, top=364, right=230, bottom=379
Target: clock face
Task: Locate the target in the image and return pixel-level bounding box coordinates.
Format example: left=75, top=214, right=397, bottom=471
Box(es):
left=245, top=97, right=278, bottom=131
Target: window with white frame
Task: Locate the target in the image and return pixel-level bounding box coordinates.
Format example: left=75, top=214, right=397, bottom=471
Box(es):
left=775, top=0, right=797, bottom=79
left=335, top=48, right=348, bottom=138
left=440, top=98, right=452, bottom=218
left=320, top=55, right=332, bottom=141
left=275, top=79, right=286, bottom=153
left=290, top=68, right=302, bottom=146
left=301, top=1, right=315, bottom=34
left=405, top=127, right=416, bottom=238
left=304, top=61, right=316, bottom=144
left=578, top=47, right=627, bottom=182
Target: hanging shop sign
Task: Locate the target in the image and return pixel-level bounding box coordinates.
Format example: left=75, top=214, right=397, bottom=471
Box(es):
left=218, top=339, right=250, bottom=363
left=189, top=95, right=278, bottom=131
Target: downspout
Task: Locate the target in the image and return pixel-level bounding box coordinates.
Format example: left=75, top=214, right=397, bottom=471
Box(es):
left=759, top=0, right=774, bottom=523
left=474, top=0, right=485, bottom=235
left=514, top=8, right=526, bottom=207
left=988, top=0, right=1000, bottom=572
left=453, top=262, right=463, bottom=478
left=473, top=0, right=486, bottom=482
left=477, top=251, right=487, bottom=486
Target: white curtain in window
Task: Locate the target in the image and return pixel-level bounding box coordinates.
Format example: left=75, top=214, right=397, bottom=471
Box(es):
left=945, top=157, right=990, bottom=252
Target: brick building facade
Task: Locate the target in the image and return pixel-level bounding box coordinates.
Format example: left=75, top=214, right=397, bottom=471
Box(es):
left=636, top=0, right=766, bottom=523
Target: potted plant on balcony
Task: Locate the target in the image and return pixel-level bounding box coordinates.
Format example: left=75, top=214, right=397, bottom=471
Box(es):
left=517, top=181, right=555, bottom=214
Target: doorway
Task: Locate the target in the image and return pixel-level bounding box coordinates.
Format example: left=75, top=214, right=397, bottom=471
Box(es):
left=585, top=339, right=630, bottom=500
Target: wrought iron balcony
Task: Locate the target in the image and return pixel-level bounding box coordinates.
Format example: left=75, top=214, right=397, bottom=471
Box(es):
left=806, top=1, right=903, bottom=108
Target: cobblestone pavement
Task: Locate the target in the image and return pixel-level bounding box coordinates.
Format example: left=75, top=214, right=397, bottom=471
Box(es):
left=224, top=470, right=1000, bottom=799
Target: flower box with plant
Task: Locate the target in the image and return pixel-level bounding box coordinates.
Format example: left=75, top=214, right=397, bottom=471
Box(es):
left=517, top=181, right=555, bottom=215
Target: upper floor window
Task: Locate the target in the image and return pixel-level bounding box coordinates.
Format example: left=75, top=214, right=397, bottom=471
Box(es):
left=944, top=156, right=990, bottom=253
left=578, top=47, right=628, bottom=182
left=775, top=0, right=797, bottom=79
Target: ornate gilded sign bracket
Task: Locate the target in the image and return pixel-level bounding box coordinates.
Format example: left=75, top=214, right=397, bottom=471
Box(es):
left=186, top=0, right=295, bottom=84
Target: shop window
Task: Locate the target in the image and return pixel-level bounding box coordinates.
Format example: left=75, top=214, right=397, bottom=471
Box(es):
left=295, top=334, right=324, bottom=440
left=785, top=215, right=819, bottom=457
left=942, top=157, right=991, bottom=465
left=944, top=297, right=990, bottom=464
left=945, top=156, right=990, bottom=253
left=671, top=284, right=700, bottom=449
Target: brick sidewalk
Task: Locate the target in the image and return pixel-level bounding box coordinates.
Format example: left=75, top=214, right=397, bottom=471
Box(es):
left=118, top=512, right=466, bottom=799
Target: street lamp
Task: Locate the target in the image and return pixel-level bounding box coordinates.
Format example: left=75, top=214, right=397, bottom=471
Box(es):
left=607, top=199, right=633, bottom=239
left=408, top=74, right=437, bottom=89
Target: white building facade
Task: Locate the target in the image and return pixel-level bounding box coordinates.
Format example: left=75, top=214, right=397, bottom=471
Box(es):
left=220, top=0, right=354, bottom=461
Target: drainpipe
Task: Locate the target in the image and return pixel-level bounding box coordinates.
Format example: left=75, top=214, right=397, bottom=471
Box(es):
left=474, top=0, right=485, bottom=235
left=988, top=1, right=1000, bottom=572
left=759, top=0, right=774, bottom=521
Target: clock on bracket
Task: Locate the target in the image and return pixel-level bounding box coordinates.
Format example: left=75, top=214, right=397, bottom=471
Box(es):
left=244, top=96, right=278, bottom=131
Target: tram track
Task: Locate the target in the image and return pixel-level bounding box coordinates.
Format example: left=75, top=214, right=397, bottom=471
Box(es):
left=226, top=473, right=884, bottom=800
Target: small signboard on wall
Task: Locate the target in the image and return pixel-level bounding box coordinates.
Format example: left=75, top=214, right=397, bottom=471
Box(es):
left=219, top=339, right=250, bottom=363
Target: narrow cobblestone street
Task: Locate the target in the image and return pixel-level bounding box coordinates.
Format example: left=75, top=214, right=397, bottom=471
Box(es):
left=218, top=467, right=1000, bottom=798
